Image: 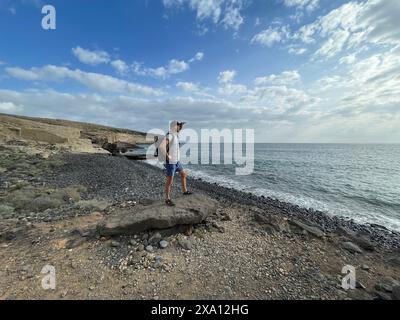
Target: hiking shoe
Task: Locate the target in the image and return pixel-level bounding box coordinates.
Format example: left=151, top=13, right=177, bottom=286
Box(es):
left=165, top=199, right=175, bottom=206
left=183, top=191, right=193, bottom=196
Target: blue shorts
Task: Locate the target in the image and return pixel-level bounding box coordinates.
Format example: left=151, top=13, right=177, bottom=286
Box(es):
left=164, top=162, right=184, bottom=177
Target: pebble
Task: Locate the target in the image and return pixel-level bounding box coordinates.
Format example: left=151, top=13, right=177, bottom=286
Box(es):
left=342, top=242, right=363, bottom=254
left=110, top=240, right=121, bottom=248
left=149, top=232, right=162, bottom=245
left=159, top=240, right=169, bottom=249
left=392, top=286, right=400, bottom=300
left=179, top=239, right=192, bottom=250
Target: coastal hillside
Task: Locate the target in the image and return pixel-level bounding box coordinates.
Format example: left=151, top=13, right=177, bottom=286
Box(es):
left=0, top=113, right=149, bottom=155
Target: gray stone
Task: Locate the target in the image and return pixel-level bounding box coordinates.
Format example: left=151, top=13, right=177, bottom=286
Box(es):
left=66, top=237, right=87, bottom=249
left=347, top=290, right=373, bottom=300
left=142, top=233, right=149, bottom=240
left=110, top=240, right=121, bottom=247
left=361, top=264, right=370, bottom=271
left=31, top=195, right=66, bottom=212
left=145, top=245, right=154, bottom=252
left=387, top=256, right=400, bottom=268
left=159, top=240, right=169, bottom=249
left=137, top=244, right=145, bottom=252
left=254, top=213, right=290, bottom=233
left=224, top=286, right=233, bottom=295
left=128, top=253, right=141, bottom=265
left=375, top=291, right=392, bottom=300
left=392, top=286, right=400, bottom=300
left=179, top=239, right=192, bottom=250
left=98, top=194, right=218, bottom=236
left=139, top=198, right=155, bottom=206
left=375, top=277, right=399, bottom=293
left=149, top=232, right=162, bottom=245
left=356, top=281, right=366, bottom=290
left=289, top=219, right=325, bottom=238
left=342, top=242, right=363, bottom=254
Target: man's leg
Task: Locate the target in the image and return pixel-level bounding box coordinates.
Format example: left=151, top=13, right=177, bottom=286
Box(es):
left=179, top=170, right=187, bottom=193
left=165, top=176, right=174, bottom=201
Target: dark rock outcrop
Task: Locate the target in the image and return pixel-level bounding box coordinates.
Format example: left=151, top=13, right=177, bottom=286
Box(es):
left=288, top=219, right=325, bottom=238
left=98, top=194, right=218, bottom=236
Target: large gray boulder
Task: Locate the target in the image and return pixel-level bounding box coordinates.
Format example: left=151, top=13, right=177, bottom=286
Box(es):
left=98, top=194, right=218, bottom=236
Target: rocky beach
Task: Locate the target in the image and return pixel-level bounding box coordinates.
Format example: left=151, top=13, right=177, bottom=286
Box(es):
left=1, top=114, right=400, bottom=300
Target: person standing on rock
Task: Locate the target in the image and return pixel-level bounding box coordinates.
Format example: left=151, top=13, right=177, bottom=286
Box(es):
left=160, top=120, right=192, bottom=206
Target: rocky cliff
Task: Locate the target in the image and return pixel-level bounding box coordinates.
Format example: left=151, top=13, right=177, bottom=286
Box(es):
left=0, top=113, right=149, bottom=155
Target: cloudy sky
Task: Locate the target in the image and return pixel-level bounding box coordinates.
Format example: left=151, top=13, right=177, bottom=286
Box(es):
left=0, top=0, right=399, bottom=143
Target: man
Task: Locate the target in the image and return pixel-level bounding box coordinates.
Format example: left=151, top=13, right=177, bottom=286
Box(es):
left=160, top=120, right=192, bottom=206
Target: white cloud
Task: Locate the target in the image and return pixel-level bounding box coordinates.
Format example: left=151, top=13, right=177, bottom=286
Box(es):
left=200, top=69, right=247, bottom=97
left=311, top=46, right=400, bottom=123
left=288, top=47, right=307, bottom=55
left=355, top=0, right=400, bottom=45
left=252, top=1, right=399, bottom=59
left=176, top=81, right=200, bottom=92
left=162, top=0, right=246, bottom=31
left=339, top=54, right=357, bottom=65
left=283, top=0, right=319, bottom=12
left=72, top=46, right=110, bottom=66
left=293, top=0, right=400, bottom=58
left=110, top=60, right=129, bottom=75
left=176, top=81, right=214, bottom=98
left=254, top=70, right=301, bottom=86
left=314, top=29, right=350, bottom=58
left=70, top=47, right=205, bottom=79
left=218, top=70, right=236, bottom=84
left=251, top=26, right=290, bottom=47
left=315, top=75, right=344, bottom=91
left=221, top=5, right=244, bottom=30
left=167, top=59, right=189, bottom=74
left=241, top=85, right=318, bottom=113
left=132, top=52, right=203, bottom=79
left=132, top=60, right=188, bottom=79
left=6, top=65, right=163, bottom=96
left=189, top=52, right=204, bottom=62
left=218, top=83, right=247, bottom=96
left=0, top=101, right=19, bottom=112
left=344, top=46, right=400, bottom=109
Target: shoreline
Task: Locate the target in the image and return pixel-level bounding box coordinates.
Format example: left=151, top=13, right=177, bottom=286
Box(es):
left=136, top=159, right=400, bottom=250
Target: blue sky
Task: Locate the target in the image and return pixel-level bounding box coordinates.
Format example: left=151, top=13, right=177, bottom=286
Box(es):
left=0, top=0, right=399, bottom=142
